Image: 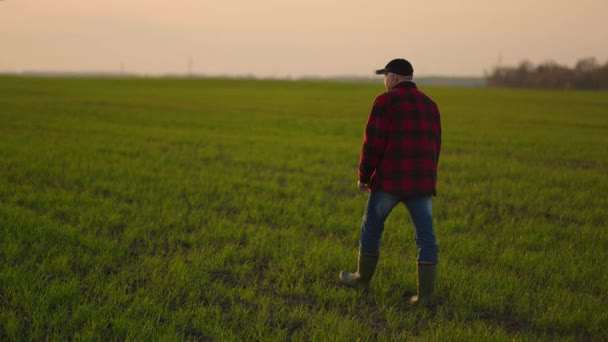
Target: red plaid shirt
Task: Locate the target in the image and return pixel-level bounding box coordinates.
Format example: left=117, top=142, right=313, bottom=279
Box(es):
left=359, top=82, right=441, bottom=198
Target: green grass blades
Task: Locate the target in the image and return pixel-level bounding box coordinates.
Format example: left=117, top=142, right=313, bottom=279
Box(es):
left=1, top=76, right=607, bottom=340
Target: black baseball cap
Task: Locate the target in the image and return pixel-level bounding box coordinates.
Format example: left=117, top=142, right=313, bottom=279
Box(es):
left=375, top=58, right=414, bottom=76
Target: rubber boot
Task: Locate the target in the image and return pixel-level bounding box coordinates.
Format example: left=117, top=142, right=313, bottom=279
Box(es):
left=410, top=263, right=437, bottom=306
left=339, top=251, right=379, bottom=290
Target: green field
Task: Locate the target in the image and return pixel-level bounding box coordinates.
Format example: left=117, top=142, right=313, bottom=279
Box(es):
left=1, top=76, right=607, bottom=340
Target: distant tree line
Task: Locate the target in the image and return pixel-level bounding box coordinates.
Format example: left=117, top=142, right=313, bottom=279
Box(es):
left=486, top=57, right=608, bottom=90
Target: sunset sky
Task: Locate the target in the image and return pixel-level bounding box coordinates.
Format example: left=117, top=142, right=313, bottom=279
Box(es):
left=2, top=0, right=607, bottom=77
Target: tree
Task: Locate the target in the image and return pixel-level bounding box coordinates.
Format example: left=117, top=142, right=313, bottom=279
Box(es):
left=486, top=57, right=608, bottom=90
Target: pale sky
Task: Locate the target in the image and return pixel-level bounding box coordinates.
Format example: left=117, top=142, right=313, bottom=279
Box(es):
left=1, top=0, right=607, bottom=77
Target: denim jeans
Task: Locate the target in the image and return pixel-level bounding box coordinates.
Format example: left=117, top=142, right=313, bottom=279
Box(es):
left=359, top=191, right=438, bottom=264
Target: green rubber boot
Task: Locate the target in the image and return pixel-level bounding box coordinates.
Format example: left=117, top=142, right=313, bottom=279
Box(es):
left=339, top=251, right=379, bottom=290
left=410, top=263, right=437, bottom=306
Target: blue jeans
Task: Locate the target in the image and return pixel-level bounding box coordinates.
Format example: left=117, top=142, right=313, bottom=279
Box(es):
left=359, top=191, right=438, bottom=264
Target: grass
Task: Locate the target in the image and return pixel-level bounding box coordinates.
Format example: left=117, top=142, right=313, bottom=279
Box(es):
left=1, top=76, right=607, bottom=340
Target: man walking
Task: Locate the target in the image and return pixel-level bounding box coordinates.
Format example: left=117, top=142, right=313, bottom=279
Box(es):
left=339, top=59, right=442, bottom=306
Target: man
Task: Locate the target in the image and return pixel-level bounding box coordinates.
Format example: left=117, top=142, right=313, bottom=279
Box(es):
left=339, top=58, right=442, bottom=306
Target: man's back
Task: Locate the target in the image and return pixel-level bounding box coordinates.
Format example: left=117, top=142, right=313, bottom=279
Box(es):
left=359, top=82, right=441, bottom=199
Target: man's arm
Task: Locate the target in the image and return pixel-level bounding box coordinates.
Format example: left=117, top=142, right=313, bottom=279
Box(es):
left=358, top=96, right=389, bottom=184
left=435, top=106, right=442, bottom=163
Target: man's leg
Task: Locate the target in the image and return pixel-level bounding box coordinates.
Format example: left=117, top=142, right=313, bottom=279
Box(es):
left=340, top=191, right=400, bottom=289
left=405, top=197, right=438, bottom=305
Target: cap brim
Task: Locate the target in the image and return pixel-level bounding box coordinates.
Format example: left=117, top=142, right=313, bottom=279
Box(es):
left=375, top=68, right=388, bottom=75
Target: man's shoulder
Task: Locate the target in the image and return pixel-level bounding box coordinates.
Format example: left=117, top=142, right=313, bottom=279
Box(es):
left=373, top=91, right=392, bottom=107
left=375, top=86, right=407, bottom=103
left=405, top=88, right=439, bottom=108
left=384, top=87, right=436, bottom=102
left=373, top=85, right=439, bottom=112
left=418, top=91, right=438, bottom=107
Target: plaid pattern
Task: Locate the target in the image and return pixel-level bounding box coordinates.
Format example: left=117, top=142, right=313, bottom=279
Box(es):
left=359, top=82, right=441, bottom=198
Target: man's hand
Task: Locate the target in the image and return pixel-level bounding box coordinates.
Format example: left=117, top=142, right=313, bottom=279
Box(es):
left=358, top=180, right=370, bottom=192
